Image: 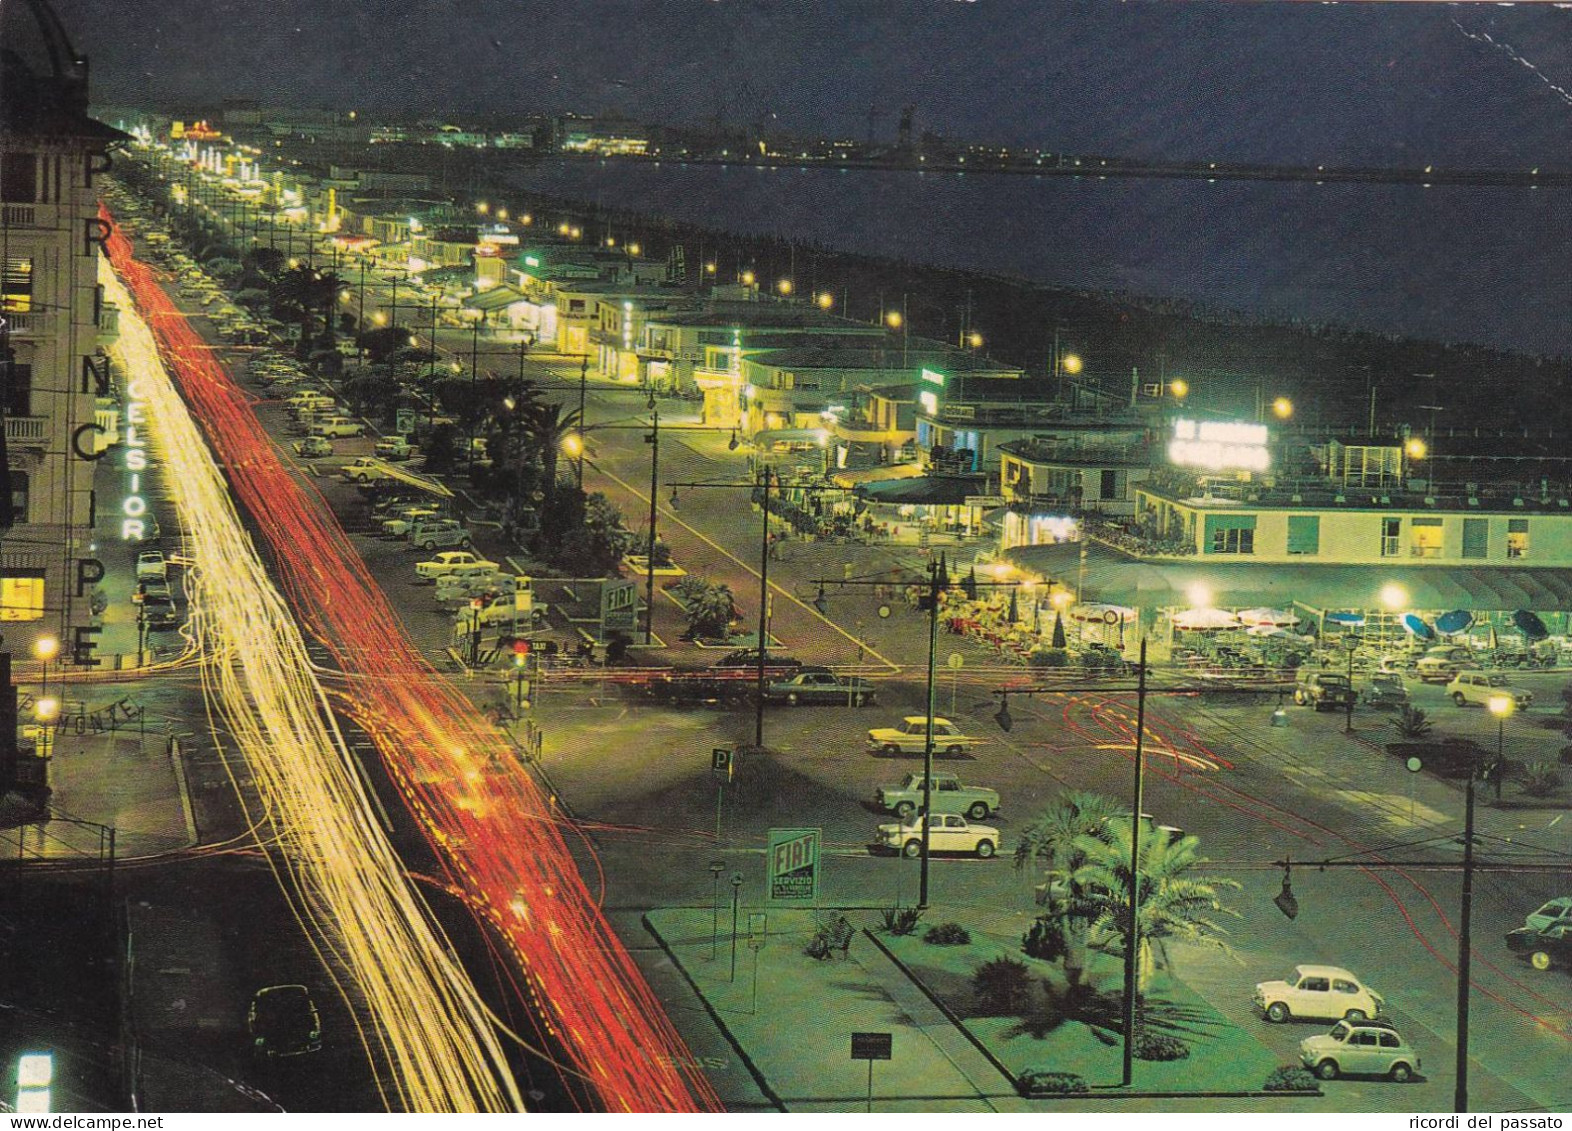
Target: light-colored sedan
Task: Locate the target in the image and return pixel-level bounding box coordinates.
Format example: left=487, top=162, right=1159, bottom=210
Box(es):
left=415, top=551, right=498, bottom=581
left=874, top=813, right=1000, bottom=859
left=1254, top=964, right=1384, bottom=1023
left=867, top=716, right=984, bottom=758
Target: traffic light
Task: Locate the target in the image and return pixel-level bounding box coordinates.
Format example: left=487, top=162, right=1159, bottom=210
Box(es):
left=513, top=639, right=531, bottom=667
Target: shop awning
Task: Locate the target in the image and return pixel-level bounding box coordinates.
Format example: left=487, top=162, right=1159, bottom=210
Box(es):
left=830, top=464, right=925, bottom=489
left=1002, top=540, right=1572, bottom=613
left=753, top=428, right=830, bottom=449
left=461, top=284, right=527, bottom=313
left=856, top=475, right=989, bottom=507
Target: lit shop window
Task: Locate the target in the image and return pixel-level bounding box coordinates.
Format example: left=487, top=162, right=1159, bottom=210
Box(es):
left=0, top=571, right=45, bottom=621
left=1507, top=518, right=1530, bottom=559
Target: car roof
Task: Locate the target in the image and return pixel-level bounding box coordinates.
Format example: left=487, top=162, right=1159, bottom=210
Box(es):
left=902, top=716, right=954, bottom=725
left=1294, top=964, right=1359, bottom=979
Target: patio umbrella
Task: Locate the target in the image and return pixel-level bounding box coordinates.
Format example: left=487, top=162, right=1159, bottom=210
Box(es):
left=1513, top=609, right=1550, bottom=642
left=1171, top=607, right=1241, bottom=630
left=1325, top=611, right=1366, bottom=627
left=1236, top=607, right=1300, bottom=627
left=1400, top=613, right=1436, bottom=641
left=1435, top=609, right=1473, bottom=636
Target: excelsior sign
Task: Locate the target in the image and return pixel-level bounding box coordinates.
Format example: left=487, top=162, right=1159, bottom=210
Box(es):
left=1168, top=419, right=1270, bottom=472
left=122, top=377, right=152, bottom=540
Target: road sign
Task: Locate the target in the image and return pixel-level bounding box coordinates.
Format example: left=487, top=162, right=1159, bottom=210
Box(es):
left=946, top=652, right=964, bottom=670
left=851, top=1032, right=892, bottom=1060
left=395, top=409, right=418, bottom=435
left=766, top=827, right=820, bottom=905
left=712, top=747, right=733, bottom=780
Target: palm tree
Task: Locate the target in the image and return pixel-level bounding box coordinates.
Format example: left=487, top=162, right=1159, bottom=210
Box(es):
left=684, top=580, right=738, bottom=640
left=1014, top=791, right=1129, bottom=984
left=1068, top=821, right=1241, bottom=997
left=525, top=402, right=582, bottom=504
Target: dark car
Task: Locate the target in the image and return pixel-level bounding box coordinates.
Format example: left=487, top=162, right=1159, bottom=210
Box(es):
left=636, top=669, right=753, bottom=706
left=1505, top=925, right=1572, bottom=971
left=710, top=648, right=803, bottom=672
left=247, top=985, right=323, bottom=1058
left=766, top=669, right=876, bottom=706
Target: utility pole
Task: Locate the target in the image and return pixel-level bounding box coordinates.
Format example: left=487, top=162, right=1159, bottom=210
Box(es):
left=917, top=554, right=946, bottom=909
left=577, top=356, right=589, bottom=490
left=754, top=467, right=773, bottom=749
left=644, top=408, right=659, bottom=645
left=1121, top=638, right=1149, bottom=1088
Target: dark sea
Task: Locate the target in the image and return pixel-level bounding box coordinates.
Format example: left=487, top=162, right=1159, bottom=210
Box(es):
left=504, top=158, right=1572, bottom=359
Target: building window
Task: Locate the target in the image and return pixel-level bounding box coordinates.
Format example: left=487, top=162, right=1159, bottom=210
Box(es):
left=0, top=568, right=44, bottom=621
left=2, top=256, right=33, bottom=312
left=1461, top=517, right=1488, bottom=560
left=1380, top=517, right=1401, bottom=558
left=1410, top=517, right=1443, bottom=559
left=0, top=153, right=36, bottom=203
left=1508, top=518, right=1529, bottom=559
left=9, top=470, right=27, bottom=524
left=1204, top=514, right=1256, bottom=555
left=1100, top=468, right=1124, bottom=500
left=3, top=362, right=31, bottom=417
left=1286, top=515, right=1319, bottom=555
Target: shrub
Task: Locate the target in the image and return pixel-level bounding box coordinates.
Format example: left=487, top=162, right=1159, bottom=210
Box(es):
left=1017, top=1070, right=1089, bottom=1096
left=1262, top=1064, right=1319, bottom=1092
left=1028, top=647, right=1069, bottom=669
left=1391, top=704, right=1432, bottom=740
left=1559, top=745, right=1572, bottom=766
left=923, top=922, right=971, bottom=946
left=1520, top=762, right=1564, bottom=798
left=880, top=906, right=923, bottom=936
left=1021, top=916, right=1067, bottom=962
left=971, top=956, right=1034, bottom=1015
left=1135, top=1032, right=1190, bottom=1061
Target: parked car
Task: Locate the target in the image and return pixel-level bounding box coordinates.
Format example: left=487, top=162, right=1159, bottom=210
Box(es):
left=765, top=669, right=876, bottom=706
left=414, top=551, right=498, bottom=581
left=1299, top=1019, right=1420, bottom=1082
left=292, top=435, right=333, bottom=457
left=1254, top=964, right=1384, bottom=1023
left=867, top=716, right=985, bottom=757
left=142, top=586, right=182, bottom=631
left=1362, top=672, right=1409, bottom=708
left=1524, top=896, right=1572, bottom=933
left=1444, top=670, right=1533, bottom=710
left=247, top=985, right=322, bottom=1058
left=710, top=648, right=802, bottom=672
left=410, top=523, right=472, bottom=551
left=874, top=813, right=999, bottom=858
left=874, top=772, right=999, bottom=820
left=342, top=456, right=397, bottom=485
left=136, top=550, right=167, bottom=583
left=380, top=508, right=442, bottom=537
left=1416, top=647, right=1473, bottom=684
left=1293, top=671, right=1358, bottom=711
left=309, top=416, right=365, bottom=438
left=1505, top=924, right=1572, bottom=970
left=374, top=435, right=413, bottom=461
left=435, top=570, right=517, bottom=605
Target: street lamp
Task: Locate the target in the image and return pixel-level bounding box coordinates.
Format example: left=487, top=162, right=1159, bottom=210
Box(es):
left=32, top=636, right=57, bottom=707
left=709, top=859, right=726, bottom=960
left=1272, top=396, right=1294, bottom=420
left=729, top=872, right=745, bottom=981
left=1488, top=694, right=1513, bottom=802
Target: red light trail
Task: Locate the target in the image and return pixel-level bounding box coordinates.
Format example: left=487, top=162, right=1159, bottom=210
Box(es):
left=104, top=210, right=722, bottom=1113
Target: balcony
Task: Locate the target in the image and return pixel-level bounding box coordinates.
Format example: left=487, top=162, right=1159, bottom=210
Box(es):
left=1, top=204, right=38, bottom=227
left=833, top=419, right=912, bottom=444
left=5, top=416, right=48, bottom=446
left=0, top=310, right=55, bottom=338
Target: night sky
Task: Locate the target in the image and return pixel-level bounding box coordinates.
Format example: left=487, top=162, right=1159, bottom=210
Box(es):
left=44, top=0, right=1572, bottom=166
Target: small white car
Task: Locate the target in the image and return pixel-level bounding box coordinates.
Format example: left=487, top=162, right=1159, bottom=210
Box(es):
left=1444, top=670, right=1533, bottom=710
left=1254, top=964, right=1384, bottom=1023
left=867, top=716, right=984, bottom=758
left=309, top=416, right=365, bottom=438
left=410, top=522, right=472, bottom=551
left=374, top=436, right=413, bottom=461
left=874, top=813, right=1000, bottom=859
left=292, top=435, right=333, bottom=457
left=1299, top=1019, right=1420, bottom=1083
left=415, top=552, right=498, bottom=581
left=136, top=550, right=168, bottom=582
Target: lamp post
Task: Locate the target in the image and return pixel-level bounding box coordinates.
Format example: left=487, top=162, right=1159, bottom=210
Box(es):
left=729, top=872, right=744, bottom=982
left=644, top=408, right=660, bottom=645
left=1456, top=752, right=1480, bottom=1114
left=1343, top=633, right=1359, bottom=733
left=32, top=636, right=57, bottom=711
left=1488, top=694, right=1513, bottom=804
left=1120, top=638, right=1150, bottom=1088
left=917, top=554, right=947, bottom=909
left=577, top=356, right=589, bottom=491
left=709, top=859, right=726, bottom=960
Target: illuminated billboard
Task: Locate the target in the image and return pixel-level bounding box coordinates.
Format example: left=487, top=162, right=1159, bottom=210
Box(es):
left=1168, top=419, right=1270, bottom=472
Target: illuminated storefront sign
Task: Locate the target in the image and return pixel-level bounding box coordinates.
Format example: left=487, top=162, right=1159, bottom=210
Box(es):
left=122, top=377, right=151, bottom=540
left=1169, top=419, right=1269, bottom=472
